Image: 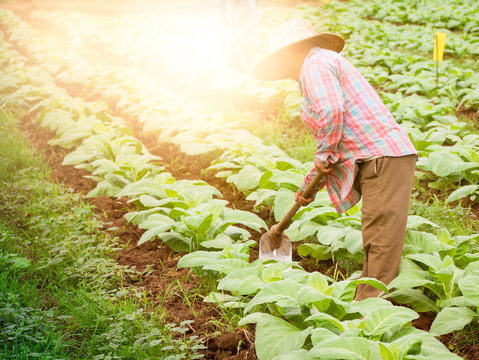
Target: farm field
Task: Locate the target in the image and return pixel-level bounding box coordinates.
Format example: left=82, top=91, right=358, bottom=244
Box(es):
left=0, top=0, right=479, bottom=359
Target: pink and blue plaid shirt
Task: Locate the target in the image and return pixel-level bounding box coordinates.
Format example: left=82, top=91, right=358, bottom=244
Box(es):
left=299, top=48, right=417, bottom=213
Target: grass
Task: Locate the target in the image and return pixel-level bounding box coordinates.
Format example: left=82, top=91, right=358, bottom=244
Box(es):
left=0, top=110, right=44, bottom=183
left=447, top=321, right=479, bottom=357
left=411, top=175, right=479, bottom=236
left=245, top=109, right=317, bottom=163
left=0, top=109, right=206, bottom=360
left=0, top=236, right=73, bottom=360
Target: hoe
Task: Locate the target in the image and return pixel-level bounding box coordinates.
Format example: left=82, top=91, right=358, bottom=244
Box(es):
left=259, top=170, right=325, bottom=262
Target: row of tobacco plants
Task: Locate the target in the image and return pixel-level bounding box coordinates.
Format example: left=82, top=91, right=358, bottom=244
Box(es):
left=1, top=1, right=479, bottom=358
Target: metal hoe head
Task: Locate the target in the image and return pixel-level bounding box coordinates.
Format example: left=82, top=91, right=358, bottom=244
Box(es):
left=259, top=226, right=292, bottom=262
left=258, top=170, right=325, bottom=263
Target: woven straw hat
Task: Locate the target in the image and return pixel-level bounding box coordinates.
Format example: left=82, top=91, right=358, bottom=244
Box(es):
left=252, top=18, right=345, bottom=81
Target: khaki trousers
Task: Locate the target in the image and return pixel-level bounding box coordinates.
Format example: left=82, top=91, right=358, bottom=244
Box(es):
left=353, top=155, right=416, bottom=301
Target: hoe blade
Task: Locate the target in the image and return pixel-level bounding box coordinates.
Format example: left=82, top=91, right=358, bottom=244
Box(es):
left=259, top=231, right=292, bottom=262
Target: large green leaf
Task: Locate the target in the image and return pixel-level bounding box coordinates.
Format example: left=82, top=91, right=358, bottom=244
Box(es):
left=353, top=278, right=388, bottom=294
left=269, top=170, right=304, bottom=190
left=244, top=279, right=303, bottom=313
left=297, top=243, right=332, bottom=260
left=284, top=220, right=320, bottom=242
left=430, top=307, right=477, bottom=335
left=246, top=189, right=276, bottom=207
left=406, top=253, right=442, bottom=272
left=404, top=231, right=452, bottom=255
left=137, top=224, right=174, bottom=245
left=362, top=306, right=418, bottom=337
left=446, top=185, right=479, bottom=203
left=227, top=164, right=263, bottom=191
left=86, top=180, right=121, bottom=198
left=309, top=337, right=374, bottom=359
left=202, top=258, right=249, bottom=275
left=388, top=269, right=433, bottom=290
left=388, top=289, right=439, bottom=313
left=344, top=229, right=363, bottom=254
left=307, top=271, right=330, bottom=292
left=50, top=129, right=91, bottom=148
left=201, top=234, right=233, bottom=249
left=428, top=152, right=479, bottom=177
left=118, top=179, right=170, bottom=198
left=262, top=263, right=288, bottom=283
left=62, top=151, right=96, bottom=166
left=464, top=261, right=479, bottom=277
left=378, top=343, right=400, bottom=360
left=300, top=207, right=339, bottom=225
left=296, top=286, right=331, bottom=306
left=316, top=225, right=346, bottom=246
left=304, top=312, right=344, bottom=333
left=222, top=208, right=267, bottom=232
left=327, top=279, right=357, bottom=302
left=238, top=313, right=311, bottom=360
left=436, top=296, right=470, bottom=308
left=158, top=232, right=191, bottom=252
left=217, top=267, right=263, bottom=295
left=273, top=188, right=295, bottom=222
left=177, top=251, right=222, bottom=268
left=105, top=173, right=130, bottom=188
left=272, top=350, right=314, bottom=360
left=418, top=334, right=464, bottom=359
left=458, top=275, right=479, bottom=305
left=138, top=213, right=175, bottom=229
left=406, top=215, right=439, bottom=230
left=183, top=213, right=213, bottom=234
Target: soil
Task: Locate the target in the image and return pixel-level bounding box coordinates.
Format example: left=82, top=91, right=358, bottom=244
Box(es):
left=458, top=106, right=479, bottom=128
left=3, top=1, right=479, bottom=359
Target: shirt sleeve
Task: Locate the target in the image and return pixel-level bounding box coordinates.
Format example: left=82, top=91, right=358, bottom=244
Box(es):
left=299, top=165, right=326, bottom=193
left=301, top=56, right=345, bottom=166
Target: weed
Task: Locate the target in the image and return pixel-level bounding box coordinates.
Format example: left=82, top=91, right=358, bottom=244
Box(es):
left=410, top=194, right=479, bottom=236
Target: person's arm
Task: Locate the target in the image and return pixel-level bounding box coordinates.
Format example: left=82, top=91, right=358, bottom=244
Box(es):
left=302, top=56, right=345, bottom=167
left=295, top=160, right=332, bottom=206
left=297, top=56, right=344, bottom=200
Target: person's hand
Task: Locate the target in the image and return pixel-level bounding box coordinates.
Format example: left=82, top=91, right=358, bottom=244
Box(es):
left=295, top=188, right=317, bottom=206
left=314, top=159, right=333, bottom=174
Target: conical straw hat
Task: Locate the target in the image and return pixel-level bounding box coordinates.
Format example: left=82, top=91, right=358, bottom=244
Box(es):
left=252, top=18, right=345, bottom=81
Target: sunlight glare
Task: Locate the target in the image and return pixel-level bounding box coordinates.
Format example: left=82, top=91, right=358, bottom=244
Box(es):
left=172, top=16, right=229, bottom=72
left=73, top=34, right=82, bottom=45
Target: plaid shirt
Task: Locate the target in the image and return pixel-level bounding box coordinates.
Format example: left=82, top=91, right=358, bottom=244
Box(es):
left=299, top=48, right=417, bottom=213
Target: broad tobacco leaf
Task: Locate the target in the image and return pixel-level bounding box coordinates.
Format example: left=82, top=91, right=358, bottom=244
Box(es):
left=238, top=313, right=311, bottom=360
left=430, top=307, right=477, bottom=335
left=362, top=306, right=418, bottom=338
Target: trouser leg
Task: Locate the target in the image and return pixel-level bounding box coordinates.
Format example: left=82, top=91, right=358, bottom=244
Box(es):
left=354, top=155, right=416, bottom=301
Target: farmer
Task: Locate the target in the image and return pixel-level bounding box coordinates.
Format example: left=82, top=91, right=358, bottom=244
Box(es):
left=252, top=19, right=417, bottom=300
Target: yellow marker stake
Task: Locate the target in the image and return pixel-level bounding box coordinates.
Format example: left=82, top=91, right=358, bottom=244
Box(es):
left=434, top=32, right=447, bottom=89
left=433, top=32, right=447, bottom=61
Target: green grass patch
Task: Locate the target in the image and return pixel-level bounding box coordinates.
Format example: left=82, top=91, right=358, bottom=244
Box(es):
left=0, top=109, right=206, bottom=359
left=0, top=110, right=44, bottom=183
